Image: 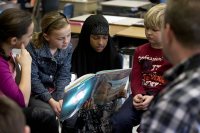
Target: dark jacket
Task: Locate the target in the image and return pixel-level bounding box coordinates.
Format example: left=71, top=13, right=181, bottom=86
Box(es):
left=26, top=42, right=73, bottom=102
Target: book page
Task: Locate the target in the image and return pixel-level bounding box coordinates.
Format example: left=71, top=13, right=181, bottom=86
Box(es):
left=96, top=68, right=131, bottom=75
left=94, top=68, right=131, bottom=105
left=88, top=68, right=131, bottom=132
left=64, top=73, right=95, bottom=92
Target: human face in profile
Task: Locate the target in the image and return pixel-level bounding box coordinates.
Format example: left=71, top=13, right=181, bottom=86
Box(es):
left=145, top=27, right=162, bottom=49
left=161, top=23, right=175, bottom=64
left=15, top=22, right=34, bottom=48
left=90, top=34, right=108, bottom=52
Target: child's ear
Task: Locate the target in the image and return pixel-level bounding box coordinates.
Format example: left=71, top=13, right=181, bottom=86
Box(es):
left=43, top=33, right=49, bottom=41
left=10, top=37, right=18, bottom=46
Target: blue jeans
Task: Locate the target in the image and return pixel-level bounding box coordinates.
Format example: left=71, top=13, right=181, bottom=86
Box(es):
left=111, top=95, right=144, bottom=133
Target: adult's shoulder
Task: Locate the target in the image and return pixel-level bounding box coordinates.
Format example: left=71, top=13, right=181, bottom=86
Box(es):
left=0, top=56, right=10, bottom=79
left=0, top=56, right=8, bottom=68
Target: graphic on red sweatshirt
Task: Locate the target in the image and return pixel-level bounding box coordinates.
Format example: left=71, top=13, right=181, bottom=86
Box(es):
left=131, top=43, right=172, bottom=96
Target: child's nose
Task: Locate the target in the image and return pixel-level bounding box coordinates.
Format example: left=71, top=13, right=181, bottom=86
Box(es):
left=63, top=37, right=69, bottom=44
left=146, top=29, right=153, bottom=35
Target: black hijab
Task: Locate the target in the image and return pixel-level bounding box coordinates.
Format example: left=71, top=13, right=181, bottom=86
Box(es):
left=71, top=14, right=122, bottom=78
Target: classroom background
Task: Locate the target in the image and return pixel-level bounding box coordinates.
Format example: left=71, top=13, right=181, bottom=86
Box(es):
left=0, top=0, right=163, bottom=132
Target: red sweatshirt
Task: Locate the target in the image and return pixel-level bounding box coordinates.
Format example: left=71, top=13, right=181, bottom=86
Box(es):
left=131, top=43, right=172, bottom=96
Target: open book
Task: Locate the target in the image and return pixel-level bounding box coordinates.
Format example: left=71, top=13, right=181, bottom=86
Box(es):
left=60, top=68, right=131, bottom=121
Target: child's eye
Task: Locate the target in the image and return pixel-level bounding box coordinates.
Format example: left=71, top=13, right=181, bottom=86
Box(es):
left=152, top=28, right=160, bottom=32
left=92, top=36, right=99, bottom=40
left=153, top=29, right=159, bottom=32
left=103, top=36, right=108, bottom=39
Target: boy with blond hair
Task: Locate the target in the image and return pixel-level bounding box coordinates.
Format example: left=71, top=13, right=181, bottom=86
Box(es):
left=111, top=4, right=172, bottom=133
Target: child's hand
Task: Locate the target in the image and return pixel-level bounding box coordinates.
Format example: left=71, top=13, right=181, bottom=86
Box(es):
left=15, top=44, right=32, bottom=68
left=133, top=94, right=144, bottom=110
left=59, top=99, right=63, bottom=108
left=133, top=94, right=144, bottom=103
left=83, top=98, right=94, bottom=109
left=117, top=89, right=127, bottom=98
left=49, top=98, right=61, bottom=117
left=133, top=95, right=154, bottom=110
left=141, top=95, right=154, bottom=110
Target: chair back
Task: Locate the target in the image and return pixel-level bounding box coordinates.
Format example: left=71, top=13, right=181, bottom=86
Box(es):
left=63, top=3, right=74, bottom=18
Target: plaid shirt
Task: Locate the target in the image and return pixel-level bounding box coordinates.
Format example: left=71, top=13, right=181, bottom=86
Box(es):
left=141, top=54, right=200, bottom=133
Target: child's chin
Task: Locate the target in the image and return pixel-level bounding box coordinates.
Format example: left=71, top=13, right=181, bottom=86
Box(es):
left=61, top=45, right=68, bottom=49
left=96, top=48, right=104, bottom=52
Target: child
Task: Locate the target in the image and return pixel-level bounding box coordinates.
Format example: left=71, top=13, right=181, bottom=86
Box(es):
left=0, top=96, right=30, bottom=133
left=0, top=8, right=33, bottom=107
left=112, top=3, right=172, bottom=133
left=70, top=14, right=123, bottom=132
left=71, top=14, right=123, bottom=78
left=26, top=11, right=73, bottom=133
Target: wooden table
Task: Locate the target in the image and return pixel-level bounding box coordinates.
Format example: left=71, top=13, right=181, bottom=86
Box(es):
left=70, top=23, right=129, bottom=37
left=116, top=26, right=146, bottom=39
left=70, top=24, right=146, bottom=39
left=69, top=14, right=145, bottom=37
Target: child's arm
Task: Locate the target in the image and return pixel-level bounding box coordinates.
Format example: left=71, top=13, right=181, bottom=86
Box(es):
left=131, top=47, right=146, bottom=96
left=54, top=45, right=73, bottom=101
left=26, top=44, right=52, bottom=102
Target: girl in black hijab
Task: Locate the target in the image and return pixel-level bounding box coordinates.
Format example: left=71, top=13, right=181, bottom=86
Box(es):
left=71, top=14, right=122, bottom=78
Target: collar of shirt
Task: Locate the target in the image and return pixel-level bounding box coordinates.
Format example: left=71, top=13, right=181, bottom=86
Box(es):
left=164, top=53, right=200, bottom=82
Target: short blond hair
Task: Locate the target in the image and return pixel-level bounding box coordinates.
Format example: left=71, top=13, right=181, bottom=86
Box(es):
left=144, top=3, right=166, bottom=29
